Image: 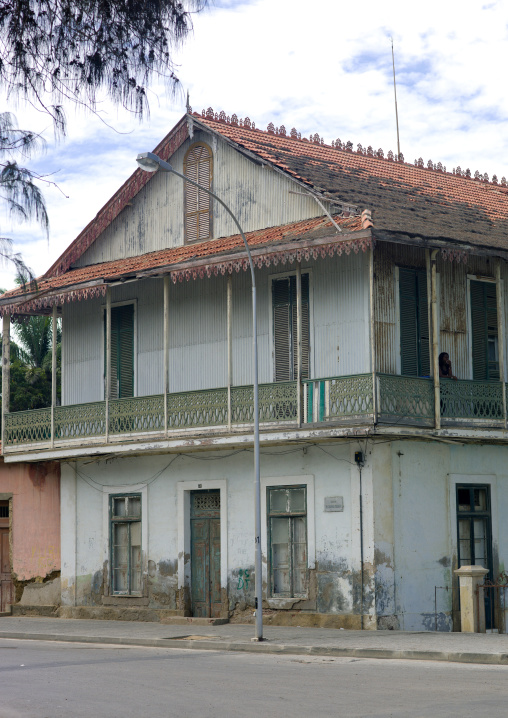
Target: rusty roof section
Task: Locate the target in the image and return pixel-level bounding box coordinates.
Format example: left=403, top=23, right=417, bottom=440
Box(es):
left=1, top=214, right=365, bottom=314
left=192, top=108, right=508, bottom=251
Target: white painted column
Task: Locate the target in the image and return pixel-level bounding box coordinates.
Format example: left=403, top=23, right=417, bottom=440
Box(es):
left=51, top=305, right=57, bottom=447
left=369, top=244, right=377, bottom=424
left=430, top=250, right=440, bottom=429
left=1, top=313, right=10, bottom=451
left=495, top=261, right=506, bottom=429
left=164, top=276, right=169, bottom=437
left=227, top=274, right=233, bottom=430
left=454, top=565, right=489, bottom=633
left=296, top=263, right=302, bottom=427
left=105, top=287, right=111, bottom=442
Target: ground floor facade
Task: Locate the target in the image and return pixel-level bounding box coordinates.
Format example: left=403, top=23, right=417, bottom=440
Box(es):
left=58, top=439, right=508, bottom=631
left=0, top=460, right=60, bottom=612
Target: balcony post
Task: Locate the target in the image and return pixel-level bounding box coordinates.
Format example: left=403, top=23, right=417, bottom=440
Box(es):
left=495, top=261, right=507, bottom=429
left=105, top=286, right=111, bottom=442
left=369, top=243, right=377, bottom=424
left=51, top=304, right=57, bottom=448
left=296, top=263, right=302, bottom=427
left=164, top=275, right=169, bottom=437
left=1, top=313, right=10, bottom=450
left=430, top=249, right=440, bottom=429
left=227, top=274, right=232, bottom=430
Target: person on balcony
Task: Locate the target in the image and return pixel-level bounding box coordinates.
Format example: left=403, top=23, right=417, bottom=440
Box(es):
left=439, top=352, right=457, bottom=380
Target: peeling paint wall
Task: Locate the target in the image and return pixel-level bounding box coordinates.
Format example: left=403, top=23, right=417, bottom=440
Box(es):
left=0, top=460, right=60, bottom=582
left=60, top=444, right=374, bottom=621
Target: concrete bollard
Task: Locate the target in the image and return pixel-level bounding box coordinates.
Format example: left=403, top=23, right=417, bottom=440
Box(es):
left=454, top=565, right=489, bottom=633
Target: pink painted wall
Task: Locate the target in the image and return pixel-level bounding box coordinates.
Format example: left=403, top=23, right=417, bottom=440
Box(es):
left=0, top=461, right=60, bottom=581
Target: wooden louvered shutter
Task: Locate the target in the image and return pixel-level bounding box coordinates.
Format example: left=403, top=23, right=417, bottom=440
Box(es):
left=105, top=305, right=134, bottom=399
left=117, top=305, right=134, bottom=398
left=417, top=269, right=430, bottom=376
left=273, top=278, right=292, bottom=382
left=184, top=143, right=212, bottom=242
left=399, top=269, right=419, bottom=376
left=399, top=268, right=429, bottom=377
left=291, top=274, right=310, bottom=380
left=486, top=283, right=499, bottom=380
left=471, top=280, right=498, bottom=380
left=273, top=274, right=310, bottom=382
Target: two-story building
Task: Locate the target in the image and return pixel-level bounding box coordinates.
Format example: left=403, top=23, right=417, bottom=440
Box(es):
left=1, top=107, right=508, bottom=630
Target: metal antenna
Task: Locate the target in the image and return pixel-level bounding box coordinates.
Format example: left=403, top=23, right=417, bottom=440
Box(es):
left=391, top=38, right=401, bottom=160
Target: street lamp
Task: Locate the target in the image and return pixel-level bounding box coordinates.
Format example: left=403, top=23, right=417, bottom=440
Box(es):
left=136, top=152, right=263, bottom=641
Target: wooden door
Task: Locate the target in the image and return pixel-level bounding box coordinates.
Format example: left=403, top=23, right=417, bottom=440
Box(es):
left=0, top=501, right=13, bottom=612
left=190, top=491, right=221, bottom=618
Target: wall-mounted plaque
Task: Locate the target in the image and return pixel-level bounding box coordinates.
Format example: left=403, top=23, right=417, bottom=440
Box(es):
left=324, top=496, right=344, bottom=512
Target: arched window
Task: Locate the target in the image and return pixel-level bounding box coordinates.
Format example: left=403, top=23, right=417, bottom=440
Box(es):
left=183, top=142, right=213, bottom=242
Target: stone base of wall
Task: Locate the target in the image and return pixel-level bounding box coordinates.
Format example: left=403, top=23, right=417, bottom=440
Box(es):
left=230, top=606, right=377, bottom=630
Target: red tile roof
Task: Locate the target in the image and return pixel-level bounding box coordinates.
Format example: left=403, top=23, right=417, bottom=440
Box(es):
left=42, top=107, right=508, bottom=287
left=192, top=109, right=508, bottom=251
left=0, top=214, right=364, bottom=311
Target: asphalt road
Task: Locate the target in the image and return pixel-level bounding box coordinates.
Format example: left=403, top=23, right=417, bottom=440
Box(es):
left=0, top=639, right=507, bottom=718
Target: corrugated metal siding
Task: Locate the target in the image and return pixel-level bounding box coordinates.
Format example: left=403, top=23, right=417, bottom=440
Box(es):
left=374, top=243, right=427, bottom=374
left=313, top=251, right=369, bottom=377
left=438, top=258, right=468, bottom=379
left=62, top=253, right=371, bottom=404
left=74, top=130, right=321, bottom=268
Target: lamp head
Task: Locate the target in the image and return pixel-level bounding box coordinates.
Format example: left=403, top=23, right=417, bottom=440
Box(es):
left=136, top=152, right=174, bottom=173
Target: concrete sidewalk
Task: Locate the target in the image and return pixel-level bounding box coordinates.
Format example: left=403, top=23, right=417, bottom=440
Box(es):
left=1, top=616, right=508, bottom=665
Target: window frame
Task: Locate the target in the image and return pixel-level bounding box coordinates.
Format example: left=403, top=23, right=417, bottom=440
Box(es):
left=109, top=492, right=143, bottom=597
left=269, top=270, right=312, bottom=383
left=467, top=276, right=499, bottom=381
left=101, top=299, right=137, bottom=399
left=397, top=265, right=430, bottom=377
left=267, top=484, right=308, bottom=599
left=183, top=141, right=213, bottom=244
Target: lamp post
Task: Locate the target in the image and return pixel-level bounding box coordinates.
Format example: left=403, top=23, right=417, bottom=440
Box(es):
left=136, top=152, right=263, bottom=641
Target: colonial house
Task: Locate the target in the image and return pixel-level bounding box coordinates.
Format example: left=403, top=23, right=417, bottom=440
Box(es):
left=1, top=107, right=508, bottom=630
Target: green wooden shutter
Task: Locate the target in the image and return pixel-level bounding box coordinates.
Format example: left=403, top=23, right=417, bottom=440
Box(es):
left=417, top=270, right=430, bottom=376
left=399, top=268, right=429, bottom=376
left=273, top=274, right=310, bottom=382
left=105, top=304, right=134, bottom=399
left=399, top=268, right=419, bottom=376
left=273, top=278, right=292, bottom=382
left=291, top=274, right=310, bottom=380
left=471, top=280, right=498, bottom=380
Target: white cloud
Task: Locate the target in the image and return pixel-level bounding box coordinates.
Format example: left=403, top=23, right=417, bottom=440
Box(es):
left=0, top=0, right=507, bottom=289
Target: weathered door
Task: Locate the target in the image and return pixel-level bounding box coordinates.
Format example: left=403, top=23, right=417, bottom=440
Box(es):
left=190, top=490, right=221, bottom=618
left=0, top=501, right=13, bottom=612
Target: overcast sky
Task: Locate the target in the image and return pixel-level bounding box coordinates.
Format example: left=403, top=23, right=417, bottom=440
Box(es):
left=1, top=0, right=507, bottom=290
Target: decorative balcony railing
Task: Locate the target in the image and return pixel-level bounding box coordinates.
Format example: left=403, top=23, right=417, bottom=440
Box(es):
left=3, top=375, right=507, bottom=453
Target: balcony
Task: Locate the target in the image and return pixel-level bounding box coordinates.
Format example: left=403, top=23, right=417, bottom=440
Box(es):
left=2, top=375, right=506, bottom=456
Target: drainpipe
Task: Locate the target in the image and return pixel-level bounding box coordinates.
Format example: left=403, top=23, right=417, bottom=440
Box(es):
left=495, top=261, right=507, bottom=429
left=430, top=250, right=440, bottom=429
left=355, top=450, right=365, bottom=630
left=1, top=313, right=10, bottom=451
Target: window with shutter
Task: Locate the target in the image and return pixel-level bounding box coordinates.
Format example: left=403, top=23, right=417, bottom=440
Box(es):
left=184, top=142, right=213, bottom=243
left=470, top=280, right=499, bottom=380
left=272, top=274, right=310, bottom=382
left=399, top=267, right=430, bottom=377
left=104, top=304, right=135, bottom=399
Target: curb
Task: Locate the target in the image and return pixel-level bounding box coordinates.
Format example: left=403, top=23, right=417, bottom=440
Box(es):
left=1, top=632, right=508, bottom=665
